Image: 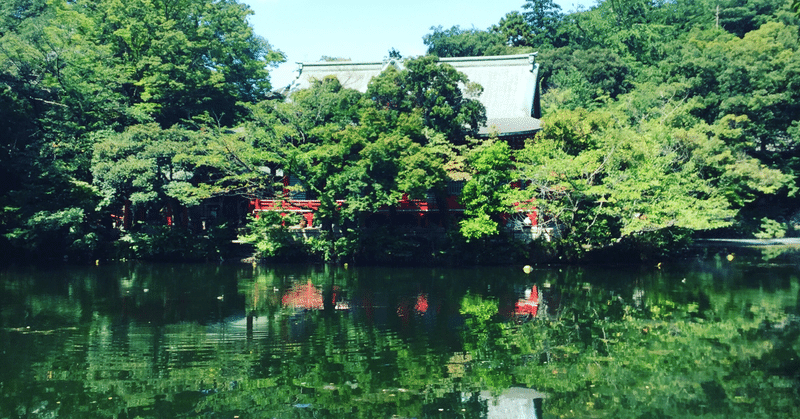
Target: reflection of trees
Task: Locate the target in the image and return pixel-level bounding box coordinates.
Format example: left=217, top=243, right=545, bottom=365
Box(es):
left=2, top=263, right=799, bottom=418
left=1, top=264, right=490, bottom=418
left=488, top=271, right=800, bottom=418
left=0, top=264, right=255, bottom=417
left=221, top=268, right=488, bottom=417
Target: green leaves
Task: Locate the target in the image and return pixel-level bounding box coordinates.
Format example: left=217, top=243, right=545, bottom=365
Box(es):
left=236, top=68, right=459, bottom=261
left=521, top=0, right=563, bottom=46
left=365, top=56, right=487, bottom=143
left=458, top=140, right=513, bottom=241
left=423, top=25, right=509, bottom=58
left=597, top=123, right=737, bottom=236
left=0, top=0, right=283, bottom=259
left=75, top=0, right=283, bottom=127
left=494, top=11, right=532, bottom=47
left=92, top=123, right=212, bottom=213
left=512, top=101, right=788, bottom=258
left=238, top=211, right=301, bottom=259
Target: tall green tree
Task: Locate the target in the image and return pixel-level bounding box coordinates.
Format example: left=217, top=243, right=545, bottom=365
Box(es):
left=0, top=0, right=121, bottom=261
left=493, top=11, right=533, bottom=47
left=365, top=56, right=487, bottom=143
left=74, top=0, right=284, bottom=127
left=423, top=25, right=509, bottom=58
left=511, top=101, right=790, bottom=259
left=0, top=0, right=282, bottom=260
left=232, top=74, right=450, bottom=262
left=91, top=123, right=213, bottom=226
left=522, top=0, right=564, bottom=46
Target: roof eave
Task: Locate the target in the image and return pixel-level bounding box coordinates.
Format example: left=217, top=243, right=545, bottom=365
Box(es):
left=476, top=128, right=542, bottom=138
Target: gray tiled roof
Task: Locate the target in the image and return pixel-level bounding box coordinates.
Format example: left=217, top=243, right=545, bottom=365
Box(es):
left=289, top=53, right=541, bottom=137
left=479, top=117, right=542, bottom=137
left=291, top=60, right=398, bottom=93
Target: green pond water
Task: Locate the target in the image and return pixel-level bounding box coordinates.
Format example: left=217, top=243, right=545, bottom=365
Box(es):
left=1, top=249, right=799, bottom=418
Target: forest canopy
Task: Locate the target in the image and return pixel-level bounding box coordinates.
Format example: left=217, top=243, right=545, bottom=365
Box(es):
left=1, top=0, right=799, bottom=264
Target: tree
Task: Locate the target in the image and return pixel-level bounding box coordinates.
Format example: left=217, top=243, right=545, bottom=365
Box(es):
left=423, top=25, right=509, bottom=58
left=91, top=123, right=213, bottom=228
left=522, top=0, right=564, bottom=46
left=539, top=47, right=632, bottom=108
left=196, top=76, right=365, bottom=204
left=281, top=115, right=445, bottom=262
left=234, top=73, right=451, bottom=262
left=0, top=0, right=119, bottom=261
left=365, top=56, right=487, bottom=144
left=73, top=0, right=284, bottom=127
left=511, top=102, right=790, bottom=259
left=716, top=0, right=785, bottom=38
left=659, top=23, right=800, bottom=159
left=226, top=55, right=491, bottom=261
left=0, top=0, right=283, bottom=260
left=0, top=0, right=48, bottom=35
left=493, top=11, right=533, bottom=47
left=458, top=139, right=514, bottom=242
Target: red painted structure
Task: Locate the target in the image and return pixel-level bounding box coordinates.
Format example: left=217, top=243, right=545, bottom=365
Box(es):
left=249, top=192, right=537, bottom=229
left=250, top=199, right=324, bottom=227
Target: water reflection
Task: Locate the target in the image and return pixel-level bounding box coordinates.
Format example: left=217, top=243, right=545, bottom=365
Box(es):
left=479, top=387, right=545, bottom=419
left=1, top=254, right=799, bottom=418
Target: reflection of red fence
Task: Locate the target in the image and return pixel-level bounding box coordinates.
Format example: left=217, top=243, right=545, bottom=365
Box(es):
left=515, top=285, right=539, bottom=317
left=281, top=280, right=323, bottom=309
left=277, top=281, right=550, bottom=328
left=281, top=281, right=349, bottom=310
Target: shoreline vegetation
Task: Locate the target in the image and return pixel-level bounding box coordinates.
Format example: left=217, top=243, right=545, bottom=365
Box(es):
left=2, top=0, right=800, bottom=266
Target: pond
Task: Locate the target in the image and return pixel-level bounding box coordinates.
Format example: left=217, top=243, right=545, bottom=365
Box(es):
left=1, top=248, right=799, bottom=418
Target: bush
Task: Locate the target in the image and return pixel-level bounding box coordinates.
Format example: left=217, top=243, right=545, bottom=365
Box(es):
left=115, top=224, right=232, bottom=262
left=755, top=217, right=787, bottom=239
left=238, top=212, right=308, bottom=261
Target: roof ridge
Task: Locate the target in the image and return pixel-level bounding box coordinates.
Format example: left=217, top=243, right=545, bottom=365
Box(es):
left=297, top=53, right=537, bottom=67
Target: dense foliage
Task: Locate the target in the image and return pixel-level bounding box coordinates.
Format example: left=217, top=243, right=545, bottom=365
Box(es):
left=2, top=0, right=799, bottom=264
left=0, top=0, right=283, bottom=263
left=424, top=0, right=800, bottom=261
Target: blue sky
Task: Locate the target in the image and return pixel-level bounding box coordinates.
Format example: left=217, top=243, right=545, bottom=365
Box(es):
left=246, top=0, right=596, bottom=89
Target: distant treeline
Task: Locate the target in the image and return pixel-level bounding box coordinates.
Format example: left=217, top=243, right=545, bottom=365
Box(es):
left=1, top=0, right=799, bottom=265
